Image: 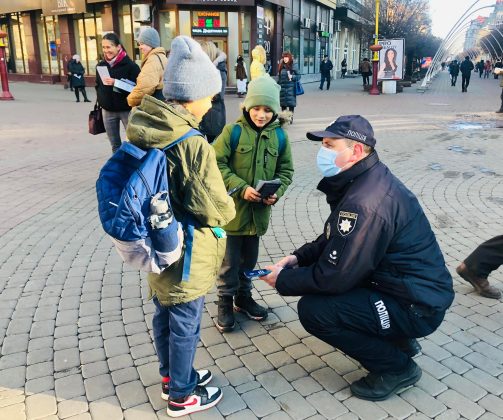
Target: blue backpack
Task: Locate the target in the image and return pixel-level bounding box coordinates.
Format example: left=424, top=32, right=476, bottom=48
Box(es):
left=96, top=128, right=201, bottom=277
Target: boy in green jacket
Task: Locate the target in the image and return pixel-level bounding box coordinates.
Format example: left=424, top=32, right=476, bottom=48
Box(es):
left=213, top=75, right=294, bottom=332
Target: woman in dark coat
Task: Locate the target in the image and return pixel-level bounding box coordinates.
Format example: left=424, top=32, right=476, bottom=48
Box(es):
left=68, top=55, right=90, bottom=102
left=277, top=51, right=300, bottom=123
left=95, top=33, right=140, bottom=153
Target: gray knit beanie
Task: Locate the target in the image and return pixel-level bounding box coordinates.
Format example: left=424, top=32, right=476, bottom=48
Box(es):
left=137, top=27, right=160, bottom=49
left=162, top=36, right=222, bottom=101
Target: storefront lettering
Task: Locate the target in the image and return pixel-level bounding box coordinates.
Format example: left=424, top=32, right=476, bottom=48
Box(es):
left=191, top=27, right=229, bottom=36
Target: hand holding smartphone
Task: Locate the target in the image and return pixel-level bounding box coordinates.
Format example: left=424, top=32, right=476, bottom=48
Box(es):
left=243, top=269, right=272, bottom=279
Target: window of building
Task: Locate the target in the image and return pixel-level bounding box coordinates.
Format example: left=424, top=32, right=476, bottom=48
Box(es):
left=73, top=7, right=103, bottom=75
left=119, top=2, right=141, bottom=62
left=159, top=9, right=176, bottom=52
left=10, top=12, right=29, bottom=74
left=302, top=1, right=317, bottom=74
left=38, top=13, right=61, bottom=75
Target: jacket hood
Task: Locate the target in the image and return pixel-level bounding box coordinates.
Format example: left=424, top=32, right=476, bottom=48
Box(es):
left=126, top=96, right=199, bottom=149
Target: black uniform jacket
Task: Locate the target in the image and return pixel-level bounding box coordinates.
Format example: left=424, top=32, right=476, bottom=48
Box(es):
left=276, top=152, right=454, bottom=313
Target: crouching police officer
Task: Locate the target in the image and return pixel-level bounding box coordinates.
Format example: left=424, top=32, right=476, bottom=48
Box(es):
left=261, top=115, right=454, bottom=401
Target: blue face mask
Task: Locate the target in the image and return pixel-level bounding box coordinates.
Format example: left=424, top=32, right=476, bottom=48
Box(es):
left=316, top=146, right=350, bottom=177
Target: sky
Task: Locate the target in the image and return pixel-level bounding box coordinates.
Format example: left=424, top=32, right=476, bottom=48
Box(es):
left=429, top=0, right=495, bottom=39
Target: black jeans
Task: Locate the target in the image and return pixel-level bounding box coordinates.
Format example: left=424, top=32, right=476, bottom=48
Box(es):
left=217, top=235, right=260, bottom=297
left=464, top=235, right=503, bottom=278
left=462, top=74, right=471, bottom=90
left=298, top=288, right=445, bottom=373
left=450, top=74, right=457, bottom=85
left=320, top=74, right=330, bottom=90
left=362, top=73, right=370, bottom=85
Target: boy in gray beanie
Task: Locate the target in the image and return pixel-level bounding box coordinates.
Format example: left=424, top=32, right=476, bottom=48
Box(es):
left=126, top=35, right=235, bottom=418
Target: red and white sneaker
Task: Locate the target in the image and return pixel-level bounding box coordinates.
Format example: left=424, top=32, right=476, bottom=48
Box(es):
left=161, top=369, right=212, bottom=400
left=166, top=385, right=222, bottom=417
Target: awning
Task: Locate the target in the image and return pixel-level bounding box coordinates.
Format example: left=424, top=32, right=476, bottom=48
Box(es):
left=0, top=0, right=42, bottom=14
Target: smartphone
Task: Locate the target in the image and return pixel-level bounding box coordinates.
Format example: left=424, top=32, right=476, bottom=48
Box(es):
left=243, top=269, right=272, bottom=279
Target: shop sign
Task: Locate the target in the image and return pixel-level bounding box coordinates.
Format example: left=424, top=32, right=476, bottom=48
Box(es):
left=161, top=0, right=255, bottom=6
left=42, top=0, right=86, bottom=15
left=319, top=31, right=330, bottom=38
left=191, top=27, right=229, bottom=36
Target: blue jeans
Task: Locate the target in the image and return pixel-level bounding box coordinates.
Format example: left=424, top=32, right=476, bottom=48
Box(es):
left=152, top=296, right=205, bottom=399
left=102, top=109, right=130, bottom=153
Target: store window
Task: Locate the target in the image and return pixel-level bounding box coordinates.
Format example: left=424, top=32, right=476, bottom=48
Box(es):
left=74, top=9, right=103, bottom=75
left=119, top=2, right=141, bottom=62
left=302, top=1, right=317, bottom=74
left=159, top=9, right=176, bottom=51
left=38, top=13, right=61, bottom=75
left=10, top=12, right=29, bottom=74
left=283, top=2, right=300, bottom=66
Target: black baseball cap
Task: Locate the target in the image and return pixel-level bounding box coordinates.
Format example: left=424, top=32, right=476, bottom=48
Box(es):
left=306, top=115, right=376, bottom=147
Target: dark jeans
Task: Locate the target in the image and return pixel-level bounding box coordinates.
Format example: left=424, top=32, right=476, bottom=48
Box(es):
left=74, top=87, right=88, bottom=101
left=152, top=296, right=205, bottom=399
left=462, top=74, right=471, bottom=91
left=102, top=109, right=130, bottom=153
left=320, top=74, right=330, bottom=90
left=450, top=74, right=457, bottom=85
left=464, top=235, right=503, bottom=278
left=362, top=73, right=370, bottom=85
left=217, top=235, right=260, bottom=297
left=298, top=288, right=445, bottom=373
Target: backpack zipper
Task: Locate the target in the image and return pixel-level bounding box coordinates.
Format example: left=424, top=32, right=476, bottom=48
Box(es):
left=137, top=170, right=153, bottom=197
left=124, top=194, right=141, bottom=225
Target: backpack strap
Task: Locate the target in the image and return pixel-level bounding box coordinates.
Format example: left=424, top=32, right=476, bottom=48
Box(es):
left=230, top=124, right=242, bottom=153
left=274, top=127, right=286, bottom=155
left=162, top=128, right=202, bottom=151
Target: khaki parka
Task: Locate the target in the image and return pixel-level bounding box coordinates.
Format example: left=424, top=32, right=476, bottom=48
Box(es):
left=213, top=113, right=294, bottom=236
left=127, top=47, right=167, bottom=107
left=126, top=96, right=236, bottom=305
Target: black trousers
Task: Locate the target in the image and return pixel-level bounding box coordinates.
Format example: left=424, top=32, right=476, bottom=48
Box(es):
left=298, top=288, right=445, bottom=373
left=462, top=74, right=471, bottom=91
left=362, top=73, right=370, bottom=85
left=320, top=74, right=330, bottom=90
left=74, top=87, right=88, bottom=101
left=450, top=74, right=457, bottom=85
left=464, top=235, right=503, bottom=278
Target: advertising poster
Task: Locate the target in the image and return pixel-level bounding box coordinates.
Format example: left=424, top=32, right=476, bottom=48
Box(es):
left=378, top=38, right=405, bottom=80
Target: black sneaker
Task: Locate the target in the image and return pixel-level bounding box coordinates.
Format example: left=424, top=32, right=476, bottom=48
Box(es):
left=161, top=369, right=212, bottom=400
left=393, top=338, right=422, bottom=357
left=167, top=385, right=222, bottom=418
left=234, top=295, right=268, bottom=321
left=350, top=359, right=422, bottom=401
left=216, top=296, right=235, bottom=332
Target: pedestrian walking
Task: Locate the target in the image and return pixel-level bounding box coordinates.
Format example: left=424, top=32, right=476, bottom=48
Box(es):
left=460, top=56, right=474, bottom=92
left=212, top=75, right=294, bottom=332
left=95, top=33, right=140, bottom=153
left=67, top=55, right=90, bottom=103
left=199, top=41, right=227, bottom=143
left=125, top=35, right=236, bottom=417
left=235, top=55, right=248, bottom=98
left=260, top=115, right=454, bottom=401
left=496, top=67, right=503, bottom=113
left=360, top=58, right=372, bottom=86
left=319, top=55, right=333, bottom=90
left=456, top=236, right=502, bottom=299
left=448, top=60, right=459, bottom=86
left=477, top=59, right=484, bottom=78
left=127, top=27, right=168, bottom=107
left=277, top=51, right=300, bottom=123
left=341, top=58, right=348, bottom=78
left=484, top=60, right=491, bottom=79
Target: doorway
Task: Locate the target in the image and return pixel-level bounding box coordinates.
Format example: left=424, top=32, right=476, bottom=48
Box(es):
left=196, top=37, right=229, bottom=86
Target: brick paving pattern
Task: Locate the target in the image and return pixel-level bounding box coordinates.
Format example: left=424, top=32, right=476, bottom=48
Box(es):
left=1, top=72, right=502, bottom=419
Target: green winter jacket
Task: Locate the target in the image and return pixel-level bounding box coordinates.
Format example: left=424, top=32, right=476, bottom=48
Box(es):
left=213, top=113, right=294, bottom=236
left=126, top=96, right=236, bottom=305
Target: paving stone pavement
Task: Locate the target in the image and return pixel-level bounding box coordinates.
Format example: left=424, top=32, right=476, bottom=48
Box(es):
left=1, top=72, right=503, bottom=419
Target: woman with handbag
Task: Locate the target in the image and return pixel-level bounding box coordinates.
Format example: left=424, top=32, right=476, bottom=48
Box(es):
left=68, top=55, right=90, bottom=102
left=95, top=33, right=140, bottom=153
left=277, top=51, right=300, bottom=124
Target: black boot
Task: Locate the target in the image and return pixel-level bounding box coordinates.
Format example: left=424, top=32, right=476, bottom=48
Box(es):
left=234, top=294, right=268, bottom=321
left=75, top=90, right=80, bottom=102
left=393, top=338, right=422, bottom=357
left=82, top=89, right=91, bottom=102
left=216, top=296, right=235, bottom=332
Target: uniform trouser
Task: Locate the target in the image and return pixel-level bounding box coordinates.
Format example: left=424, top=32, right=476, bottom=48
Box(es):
left=462, top=74, right=471, bottom=90
left=102, top=109, right=130, bottom=153
left=297, top=288, right=445, bottom=373
left=152, top=296, right=204, bottom=399
left=320, top=74, right=330, bottom=90
left=217, top=235, right=260, bottom=297
left=464, top=235, right=503, bottom=278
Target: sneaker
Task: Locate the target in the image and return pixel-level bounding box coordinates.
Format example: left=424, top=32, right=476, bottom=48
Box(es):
left=216, top=296, right=235, bottom=332
left=350, top=359, right=422, bottom=401
left=456, top=263, right=501, bottom=299
left=161, top=369, right=212, bottom=400
left=234, top=295, right=268, bottom=321
left=393, top=338, right=422, bottom=357
left=167, top=385, right=222, bottom=417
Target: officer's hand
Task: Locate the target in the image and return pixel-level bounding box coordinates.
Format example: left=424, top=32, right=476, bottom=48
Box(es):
left=243, top=187, right=262, bottom=202
left=260, top=265, right=283, bottom=288
left=262, top=194, right=278, bottom=206
left=276, top=254, right=298, bottom=269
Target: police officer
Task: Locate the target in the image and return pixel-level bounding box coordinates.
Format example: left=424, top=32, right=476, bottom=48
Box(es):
left=261, top=115, right=454, bottom=401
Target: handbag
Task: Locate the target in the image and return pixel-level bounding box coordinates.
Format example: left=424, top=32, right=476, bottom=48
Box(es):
left=89, top=103, right=106, bottom=135
left=295, top=80, right=304, bottom=96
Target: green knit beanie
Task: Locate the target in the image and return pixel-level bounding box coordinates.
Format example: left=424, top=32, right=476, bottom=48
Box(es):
left=244, top=75, right=281, bottom=115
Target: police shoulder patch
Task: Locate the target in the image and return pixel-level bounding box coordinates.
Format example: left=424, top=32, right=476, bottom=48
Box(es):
left=337, top=211, right=358, bottom=236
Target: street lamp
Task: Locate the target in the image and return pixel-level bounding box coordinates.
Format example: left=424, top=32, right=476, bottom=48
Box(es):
left=0, top=30, right=14, bottom=100
left=369, top=0, right=381, bottom=95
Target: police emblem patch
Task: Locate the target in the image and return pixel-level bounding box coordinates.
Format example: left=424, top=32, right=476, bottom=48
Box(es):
left=337, top=211, right=358, bottom=236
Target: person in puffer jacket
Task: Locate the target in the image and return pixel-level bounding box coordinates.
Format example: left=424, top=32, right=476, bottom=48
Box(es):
left=126, top=36, right=235, bottom=418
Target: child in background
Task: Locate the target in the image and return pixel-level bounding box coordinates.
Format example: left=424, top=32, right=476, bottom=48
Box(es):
left=213, top=75, right=294, bottom=332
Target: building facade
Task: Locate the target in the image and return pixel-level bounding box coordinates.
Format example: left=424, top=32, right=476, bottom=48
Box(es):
left=0, top=0, right=369, bottom=85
